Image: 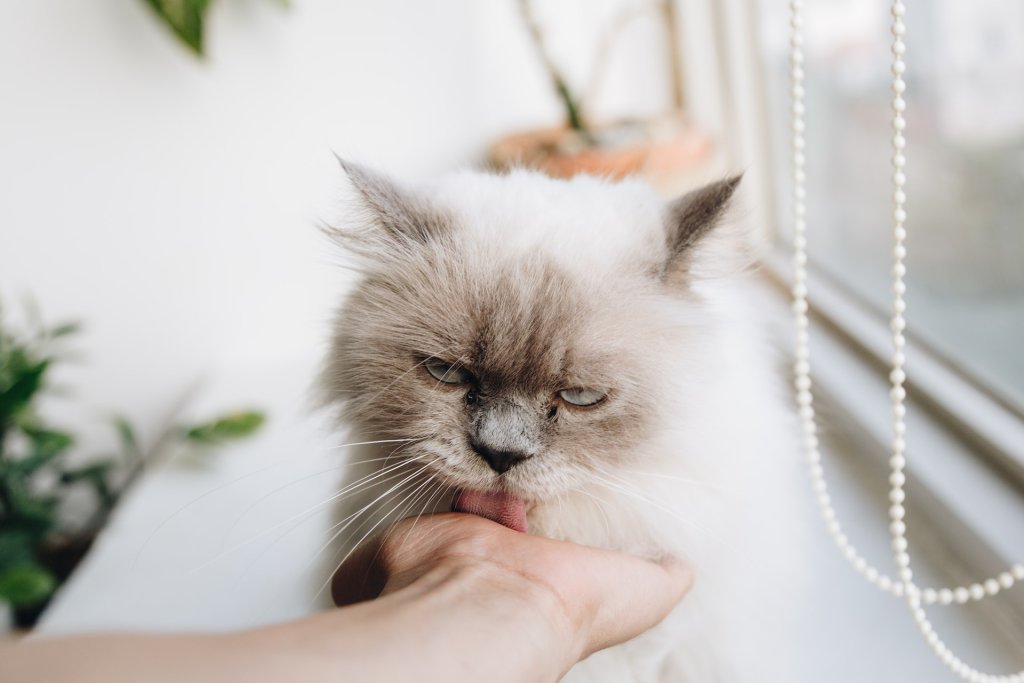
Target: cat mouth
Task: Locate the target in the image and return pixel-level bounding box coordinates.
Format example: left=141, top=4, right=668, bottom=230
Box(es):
left=451, top=488, right=530, bottom=533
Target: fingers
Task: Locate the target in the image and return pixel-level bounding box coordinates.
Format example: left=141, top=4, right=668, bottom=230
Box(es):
left=331, top=514, right=495, bottom=606
left=549, top=544, right=694, bottom=655
left=332, top=513, right=694, bottom=661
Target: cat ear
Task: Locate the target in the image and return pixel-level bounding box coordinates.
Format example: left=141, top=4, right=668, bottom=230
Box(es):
left=328, top=157, right=451, bottom=255
left=660, top=175, right=743, bottom=282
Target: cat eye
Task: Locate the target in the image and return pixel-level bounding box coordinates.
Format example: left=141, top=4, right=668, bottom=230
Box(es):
left=424, top=358, right=474, bottom=385
left=557, top=388, right=607, bottom=407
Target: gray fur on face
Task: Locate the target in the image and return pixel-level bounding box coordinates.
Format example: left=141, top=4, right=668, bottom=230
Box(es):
left=321, top=162, right=740, bottom=498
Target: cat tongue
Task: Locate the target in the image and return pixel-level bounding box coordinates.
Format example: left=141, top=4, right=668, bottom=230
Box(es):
left=451, top=489, right=528, bottom=533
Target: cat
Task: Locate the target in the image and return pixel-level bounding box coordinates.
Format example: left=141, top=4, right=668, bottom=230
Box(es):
left=319, top=160, right=802, bottom=682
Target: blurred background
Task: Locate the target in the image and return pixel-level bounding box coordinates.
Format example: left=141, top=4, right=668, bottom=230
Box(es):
left=1, top=1, right=1022, bottom=680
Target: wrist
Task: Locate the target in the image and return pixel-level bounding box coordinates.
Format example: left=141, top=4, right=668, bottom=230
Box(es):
left=419, top=555, right=581, bottom=681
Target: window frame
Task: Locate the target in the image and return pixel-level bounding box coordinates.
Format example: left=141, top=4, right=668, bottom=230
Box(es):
left=692, top=0, right=1024, bottom=615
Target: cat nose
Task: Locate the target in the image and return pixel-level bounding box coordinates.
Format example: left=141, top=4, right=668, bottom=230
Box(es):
left=470, top=440, right=532, bottom=474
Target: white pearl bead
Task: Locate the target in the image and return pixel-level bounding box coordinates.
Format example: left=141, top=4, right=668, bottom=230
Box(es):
left=1012, top=564, right=1024, bottom=580
left=954, top=587, right=970, bottom=604
left=938, top=589, right=953, bottom=605
left=984, top=579, right=1000, bottom=595
left=969, top=584, right=985, bottom=601
left=999, top=572, right=1014, bottom=589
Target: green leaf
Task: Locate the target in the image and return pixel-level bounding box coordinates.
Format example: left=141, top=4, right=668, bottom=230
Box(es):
left=48, top=322, right=81, bottom=339
left=143, top=0, right=211, bottom=55
left=60, top=461, right=115, bottom=486
left=0, top=531, right=37, bottom=573
left=0, top=357, right=49, bottom=426
left=5, top=490, right=59, bottom=537
left=61, top=461, right=117, bottom=511
left=112, top=416, right=141, bottom=462
left=184, top=410, right=265, bottom=444
left=13, top=427, right=74, bottom=475
left=0, top=565, right=56, bottom=608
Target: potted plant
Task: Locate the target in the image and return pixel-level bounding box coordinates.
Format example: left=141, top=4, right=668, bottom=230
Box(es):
left=488, top=0, right=713, bottom=193
left=0, top=305, right=265, bottom=628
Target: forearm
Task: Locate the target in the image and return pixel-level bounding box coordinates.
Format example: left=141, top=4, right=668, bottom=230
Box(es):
left=0, top=564, right=570, bottom=683
left=257, top=561, right=574, bottom=682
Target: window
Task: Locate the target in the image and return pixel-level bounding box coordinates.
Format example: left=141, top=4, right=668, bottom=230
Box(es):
left=755, top=0, right=1024, bottom=412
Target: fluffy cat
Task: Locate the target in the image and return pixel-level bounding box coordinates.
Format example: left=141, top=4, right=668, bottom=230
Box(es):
left=320, top=161, right=802, bottom=682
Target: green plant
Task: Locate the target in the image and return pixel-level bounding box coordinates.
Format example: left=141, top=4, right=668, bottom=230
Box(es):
left=143, top=0, right=288, bottom=56
left=517, top=0, right=591, bottom=137
left=0, top=306, right=264, bottom=623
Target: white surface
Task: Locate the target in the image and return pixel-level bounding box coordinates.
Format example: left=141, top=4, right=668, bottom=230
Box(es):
left=39, top=358, right=344, bottom=633
left=0, top=0, right=683, bottom=450
left=36, top=356, right=1023, bottom=682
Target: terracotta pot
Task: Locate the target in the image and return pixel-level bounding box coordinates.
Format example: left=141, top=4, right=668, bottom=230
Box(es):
left=487, top=116, right=714, bottom=195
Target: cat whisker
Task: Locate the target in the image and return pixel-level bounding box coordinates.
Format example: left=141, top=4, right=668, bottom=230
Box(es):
left=616, top=468, right=728, bottom=494
left=359, top=348, right=457, bottom=407
left=252, top=464, right=434, bottom=617
left=190, top=455, right=426, bottom=574
left=307, top=469, right=439, bottom=605
left=587, top=471, right=727, bottom=548
left=387, top=479, right=451, bottom=555
left=353, top=478, right=448, bottom=583
left=327, top=437, right=418, bottom=450
left=220, top=440, right=429, bottom=544
left=132, top=438, right=426, bottom=570
left=573, top=488, right=614, bottom=544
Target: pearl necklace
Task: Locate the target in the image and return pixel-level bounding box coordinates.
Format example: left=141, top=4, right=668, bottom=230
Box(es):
left=789, top=2, right=1023, bottom=680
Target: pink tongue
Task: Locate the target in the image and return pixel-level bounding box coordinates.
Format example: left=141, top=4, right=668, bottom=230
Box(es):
left=451, top=489, right=528, bottom=533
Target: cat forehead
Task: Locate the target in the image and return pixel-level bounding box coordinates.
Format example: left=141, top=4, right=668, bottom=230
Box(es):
left=424, top=169, right=667, bottom=273
left=440, top=259, right=602, bottom=382
left=370, top=249, right=637, bottom=391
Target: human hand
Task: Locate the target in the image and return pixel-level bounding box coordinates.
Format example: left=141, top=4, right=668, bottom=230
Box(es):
left=330, top=513, right=693, bottom=680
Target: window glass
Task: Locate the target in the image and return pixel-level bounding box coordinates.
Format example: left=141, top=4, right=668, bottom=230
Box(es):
left=757, top=0, right=1024, bottom=409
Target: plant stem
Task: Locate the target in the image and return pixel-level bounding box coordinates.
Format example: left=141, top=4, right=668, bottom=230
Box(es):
left=518, top=0, right=593, bottom=139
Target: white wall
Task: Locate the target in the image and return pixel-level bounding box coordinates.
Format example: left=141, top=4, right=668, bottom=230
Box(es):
left=0, top=0, right=688, bottom=446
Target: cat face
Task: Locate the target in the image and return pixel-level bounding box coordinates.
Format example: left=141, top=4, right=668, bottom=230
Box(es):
left=322, top=162, right=740, bottom=501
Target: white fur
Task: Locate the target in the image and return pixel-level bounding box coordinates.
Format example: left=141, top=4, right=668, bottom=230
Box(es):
left=329, top=168, right=804, bottom=682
